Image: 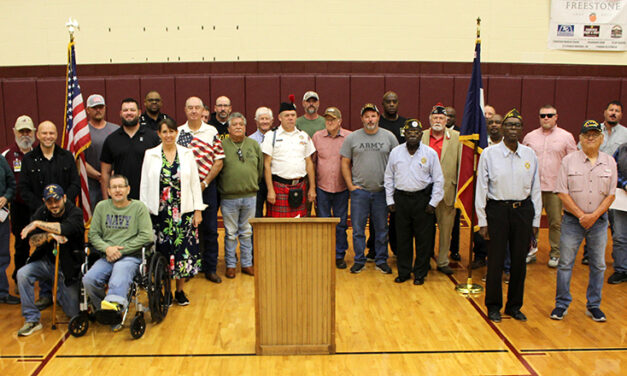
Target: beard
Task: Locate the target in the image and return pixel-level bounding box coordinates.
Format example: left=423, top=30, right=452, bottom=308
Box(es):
left=122, top=117, right=139, bottom=127
left=306, top=106, right=316, bottom=115
left=16, top=135, right=35, bottom=150
left=431, top=123, right=445, bottom=132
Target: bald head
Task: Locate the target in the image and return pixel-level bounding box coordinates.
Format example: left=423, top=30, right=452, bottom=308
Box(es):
left=215, top=96, right=232, bottom=122
left=37, top=121, right=58, bottom=150
left=382, top=91, right=399, bottom=119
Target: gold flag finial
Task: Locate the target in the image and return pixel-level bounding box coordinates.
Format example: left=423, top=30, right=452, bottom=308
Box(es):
left=476, top=17, right=481, bottom=41
left=65, top=18, right=80, bottom=42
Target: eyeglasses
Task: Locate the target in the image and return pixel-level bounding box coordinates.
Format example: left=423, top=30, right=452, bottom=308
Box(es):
left=109, top=185, right=128, bottom=190
left=582, top=132, right=601, bottom=139
left=539, top=114, right=556, bottom=118
left=237, top=148, right=244, bottom=162
left=487, top=120, right=501, bottom=125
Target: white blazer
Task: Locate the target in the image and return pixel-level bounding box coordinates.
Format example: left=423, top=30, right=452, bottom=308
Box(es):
left=140, top=144, right=207, bottom=215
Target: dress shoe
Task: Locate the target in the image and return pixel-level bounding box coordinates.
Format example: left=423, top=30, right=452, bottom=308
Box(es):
left=335, top=259, right=347, bottom=269
left=205, top=272, right=222, bottom=284
left=437, top=266, right=454, bottom=275
left=241, top=266, right=254, bottom=276
left=488, top=310, right=501, bottom=323
left=395, top=276, right=410, bottom=283
left=225, top=268, right=236, bottom=279
left=413, top=277, right=425, bottom=285
left=450, top=252, right=461, bottom=261
left=471, top=259, right=486, bottom=269
left=35, top=296, right=53, bottom=310
left=505, top=309, right=527, bottom=322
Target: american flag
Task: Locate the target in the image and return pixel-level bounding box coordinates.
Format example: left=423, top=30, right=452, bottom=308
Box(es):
left=177, top=130, right=223, bottom=180
left=62, top=41, right=91, bottom=222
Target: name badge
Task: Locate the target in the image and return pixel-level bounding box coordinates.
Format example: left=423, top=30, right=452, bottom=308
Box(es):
left=13, top=158, right=21, bottom=172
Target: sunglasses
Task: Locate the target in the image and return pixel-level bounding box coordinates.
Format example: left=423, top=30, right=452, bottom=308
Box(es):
left=539, top=114, right=556, bottom=118
left=237, top=148, right=244, bottom=162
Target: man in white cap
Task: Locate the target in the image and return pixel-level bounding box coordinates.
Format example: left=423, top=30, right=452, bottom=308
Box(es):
left=296, top=91, right=325, bottom=138
left=83, top=94, right=119, bottom=208
left=2, top=116, right=37, bottom=294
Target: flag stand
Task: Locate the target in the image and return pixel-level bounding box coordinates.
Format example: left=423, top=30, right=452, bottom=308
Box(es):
left=455, top=17, right=484, bottom=297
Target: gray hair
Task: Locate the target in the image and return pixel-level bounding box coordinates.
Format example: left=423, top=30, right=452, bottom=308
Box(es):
left=254, top=106, right=273, bottom=121
left=228, top=112, right=247, bottom=126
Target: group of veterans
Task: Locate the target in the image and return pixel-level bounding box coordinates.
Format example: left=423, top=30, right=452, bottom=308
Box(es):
left=0, top=89, right=624, bottom=337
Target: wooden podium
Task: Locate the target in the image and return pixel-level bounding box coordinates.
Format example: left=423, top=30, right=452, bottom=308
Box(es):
left=249, top=217, right=339, bottom=355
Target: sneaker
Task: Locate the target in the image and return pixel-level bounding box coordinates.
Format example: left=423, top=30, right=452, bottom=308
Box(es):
left=481, top=274, right=487, bottom=282
left=550, top=307, right=567, bottom=320
left=586, top=308, right=606, bottom=322
left=18, top=322, right=43, bottom=337
left=35, top=296, right=52, bottom=311
left=504, top=272, right=510, bottom=284
left=111, top=323, right=124, bottom=332
left=582, top=256, right=589, bottom=265
left=350, top=263, right=365, bottom=274
left=608, top=271, right=627, bottom=284
left=175, top=290, right=189, bottom=306
left=0, top=295, right=20, bottom=305
left=548, top=257, right=559, bottom=268
left=375, top=262, right=392, bottom=274
left=526, top=254, right=537, bottom=264
left=335, top=259, right=347, bottom=269
left=365, top=252, right=375, bottom=263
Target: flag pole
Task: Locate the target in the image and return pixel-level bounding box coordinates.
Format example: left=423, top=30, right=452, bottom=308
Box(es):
left=455, top=17, right=484, bottom=297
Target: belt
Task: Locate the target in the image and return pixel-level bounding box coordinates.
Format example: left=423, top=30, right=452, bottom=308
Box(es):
left=488, top=197, right=531, bottom=209
left=272, top=175, right=305, bottom=185
left=395, top=188, right=430, bottom=197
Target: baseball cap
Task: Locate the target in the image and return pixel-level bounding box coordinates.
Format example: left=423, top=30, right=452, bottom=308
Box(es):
left=360, top=103, right=380, bottom=116
left=43, top=184, right=64, bottom=200
left=403, top=118, right=422, bottom=131
left=14, top=115, right=35, bottom=131
left=580, top=119, right=602, bottom=134
left=303, top=91, right=319, bottom=101
left=86, top=94, right=106, bottom=108
left=323, top=107, right=342, bottom=119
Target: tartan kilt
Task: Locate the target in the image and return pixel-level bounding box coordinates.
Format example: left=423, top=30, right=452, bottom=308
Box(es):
left=267, top=180, right=307, bottom=217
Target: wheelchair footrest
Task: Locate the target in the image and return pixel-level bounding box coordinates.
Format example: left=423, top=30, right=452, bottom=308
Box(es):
left=95, top=309, right=123, bottom=325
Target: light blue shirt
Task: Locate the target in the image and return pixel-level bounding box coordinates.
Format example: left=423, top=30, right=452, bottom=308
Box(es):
left=601, top=122, right=627, bottom=156
left=249, top=129, right=265, bottom=145
left=475, top=142, right=542, bottom=227
left=384, top=143, right=444, bottom=208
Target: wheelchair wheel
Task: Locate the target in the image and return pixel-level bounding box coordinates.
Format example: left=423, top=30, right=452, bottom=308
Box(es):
left=148, top=253, right=171, bottom=323
left=130, top=312, right=146, bottom=339
left=69, top=314, right=89, bottom=337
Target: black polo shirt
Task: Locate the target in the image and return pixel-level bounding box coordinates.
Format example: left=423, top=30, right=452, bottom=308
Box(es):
left=139, top=112, right=174, bottom=132
left=100, top=126, right=161, bottom=199
left=208, top=112, right=229, bottom=140
left=379, top=115, right=407, bottom=144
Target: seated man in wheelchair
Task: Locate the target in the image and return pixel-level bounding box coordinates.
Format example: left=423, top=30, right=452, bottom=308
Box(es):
left=83, top=174, right=153, bottom=330
left=17, top=184, right=84, bottom=336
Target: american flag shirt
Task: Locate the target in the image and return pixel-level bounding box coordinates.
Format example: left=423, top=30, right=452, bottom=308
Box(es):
left=177, top=122, right=225, bottom=181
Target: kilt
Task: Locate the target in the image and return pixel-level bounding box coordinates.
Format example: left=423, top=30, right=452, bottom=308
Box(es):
left=267, top=179, right=307, bottom=217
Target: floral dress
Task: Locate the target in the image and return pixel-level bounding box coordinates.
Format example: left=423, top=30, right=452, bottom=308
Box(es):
left=152, top=151, right=201, bottom=279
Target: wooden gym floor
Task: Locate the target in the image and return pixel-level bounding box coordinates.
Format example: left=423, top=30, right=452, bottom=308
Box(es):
left=0, top=227, right=625, bottom=376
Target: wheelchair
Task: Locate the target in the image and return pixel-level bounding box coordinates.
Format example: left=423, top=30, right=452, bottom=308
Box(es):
left=68, top=242, right=171, bottom=339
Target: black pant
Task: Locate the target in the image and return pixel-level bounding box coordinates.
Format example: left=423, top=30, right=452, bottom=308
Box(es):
left=255, top=179, right=267, bottom=217
left=10, top=200, right=31, bottom=282
left=200, top=181, right=219, bottom=273
left=394, top=189, right=435, bottom=279
left=485, top=199, right=534, bottom=313
left=450, top=208, right=461, bottom=254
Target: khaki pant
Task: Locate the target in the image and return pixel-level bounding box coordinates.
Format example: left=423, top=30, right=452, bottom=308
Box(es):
left=542, top=191, right=562, bottom=259
left=436, top=203, right=456, bottom=267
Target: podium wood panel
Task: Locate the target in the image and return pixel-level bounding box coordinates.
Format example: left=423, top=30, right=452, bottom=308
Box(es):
left=250, top=218, right=339, bottom=355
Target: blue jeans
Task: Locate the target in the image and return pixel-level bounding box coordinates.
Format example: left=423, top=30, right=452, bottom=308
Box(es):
left=221, top=196, right=256, bottom=268
left=0, top=218, right=10, bottom=298
left=316, top=188, right=349, bottom=260
left=611, top=209, right=627, bottom=273
left=83, top=256, right=141, bottom=310
left=555, top=213, right=608, bottom=310
left=350, top=189, right=388, bottom=264
left=17, top=259, right=79, bottom=322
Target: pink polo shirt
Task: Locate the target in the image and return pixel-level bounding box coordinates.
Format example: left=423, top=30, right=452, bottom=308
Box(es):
left=556, top=150, right=617, bottom=214
left=312, top=128, right=352, bottom=193
left=523, top=126, right=577, bottom=192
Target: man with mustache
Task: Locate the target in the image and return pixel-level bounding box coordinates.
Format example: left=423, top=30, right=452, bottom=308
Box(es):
left=476, top=109, right=542, bottom=323
left=421, top=104, right=461, bottom=276
left=2, top=116, right=36, bottom=293
left=600, top=100, right=627, bottom=156
left=139, top=91, right=173, bottom=132
left=208, top=96, right=232, bottom=139
left=100, top=98, right=161, bottom=200
left=83, top=94, right=119, bottom=209
left=296, top=91, right=325, bottom=138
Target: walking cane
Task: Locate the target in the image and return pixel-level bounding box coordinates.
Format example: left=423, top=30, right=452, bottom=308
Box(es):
left=51, top=240, right=60, bottom=330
